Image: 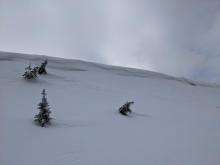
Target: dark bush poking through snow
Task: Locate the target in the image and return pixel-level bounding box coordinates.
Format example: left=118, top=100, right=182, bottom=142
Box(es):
left=22, top=60, right=48, bottom=80
left=34, top=89, right=51, bottom=127
left=38, top=59, right=48, bottom=75
left=119, top=101, right=134, bottom=116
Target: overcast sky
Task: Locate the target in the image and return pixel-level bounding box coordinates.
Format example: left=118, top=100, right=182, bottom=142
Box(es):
left=0, top=0, right=220, bottom=83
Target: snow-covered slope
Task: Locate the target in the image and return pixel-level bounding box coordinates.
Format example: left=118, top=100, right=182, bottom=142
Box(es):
left=1, top=51, right=220, bottom=165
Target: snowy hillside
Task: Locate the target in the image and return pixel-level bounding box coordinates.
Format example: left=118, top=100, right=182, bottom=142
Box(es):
left=1, top=51, right=220, bottom=165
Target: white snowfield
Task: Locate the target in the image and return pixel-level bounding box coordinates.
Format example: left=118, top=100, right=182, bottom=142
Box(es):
left=0, top=51, right=220, bottom=165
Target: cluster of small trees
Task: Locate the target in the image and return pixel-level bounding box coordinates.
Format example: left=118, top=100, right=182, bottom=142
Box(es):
left=24, top=59, right=134, bottom=127
left=21, top=59, right=51, bottom=127
left=23, top=60, right=48, bottom=79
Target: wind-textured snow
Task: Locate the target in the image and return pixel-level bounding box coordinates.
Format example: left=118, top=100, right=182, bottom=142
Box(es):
left=0, top=51, right=220, bottom=165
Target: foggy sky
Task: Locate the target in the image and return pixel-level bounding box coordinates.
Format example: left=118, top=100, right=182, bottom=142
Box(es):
left=0, top=0, right=220, bottom=83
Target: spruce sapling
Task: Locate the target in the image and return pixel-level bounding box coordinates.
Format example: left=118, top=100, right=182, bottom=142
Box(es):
left=23, top=64, right=37, bottom=79
left=34, top=89, right=51, bottom=127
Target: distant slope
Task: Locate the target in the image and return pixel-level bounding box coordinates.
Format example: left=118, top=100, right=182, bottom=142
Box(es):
left=0, top=51, right=220, bottom=165
left=0, top=51, right=219, bottom=88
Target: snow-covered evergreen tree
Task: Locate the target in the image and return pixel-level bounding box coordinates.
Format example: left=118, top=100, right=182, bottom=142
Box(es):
left=22, top=64, right=37, bottom=79
left=38, top=59, right=48, bottom=74
left=34, top=89, right=51, bottom=127
left=119, top=101, right=134, bottom=115
left=32, top=66, right=39, bottom=78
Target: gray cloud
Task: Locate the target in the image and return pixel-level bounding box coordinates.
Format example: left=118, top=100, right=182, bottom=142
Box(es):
left=0, top=0, right=220, bottom=82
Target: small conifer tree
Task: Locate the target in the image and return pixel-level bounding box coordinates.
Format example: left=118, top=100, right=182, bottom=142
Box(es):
left=23, top=64, right=37, bottom=79
left=32, top=66, right=39, bottom=78
left=34, top=89, right=51, bottom=127
left=119, top=101, right=134, bottom=115
left=38, top=59, right=48, bottom=75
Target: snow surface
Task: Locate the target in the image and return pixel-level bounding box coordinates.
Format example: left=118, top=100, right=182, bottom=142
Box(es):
left=0, top=51, right=220, bottom=165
